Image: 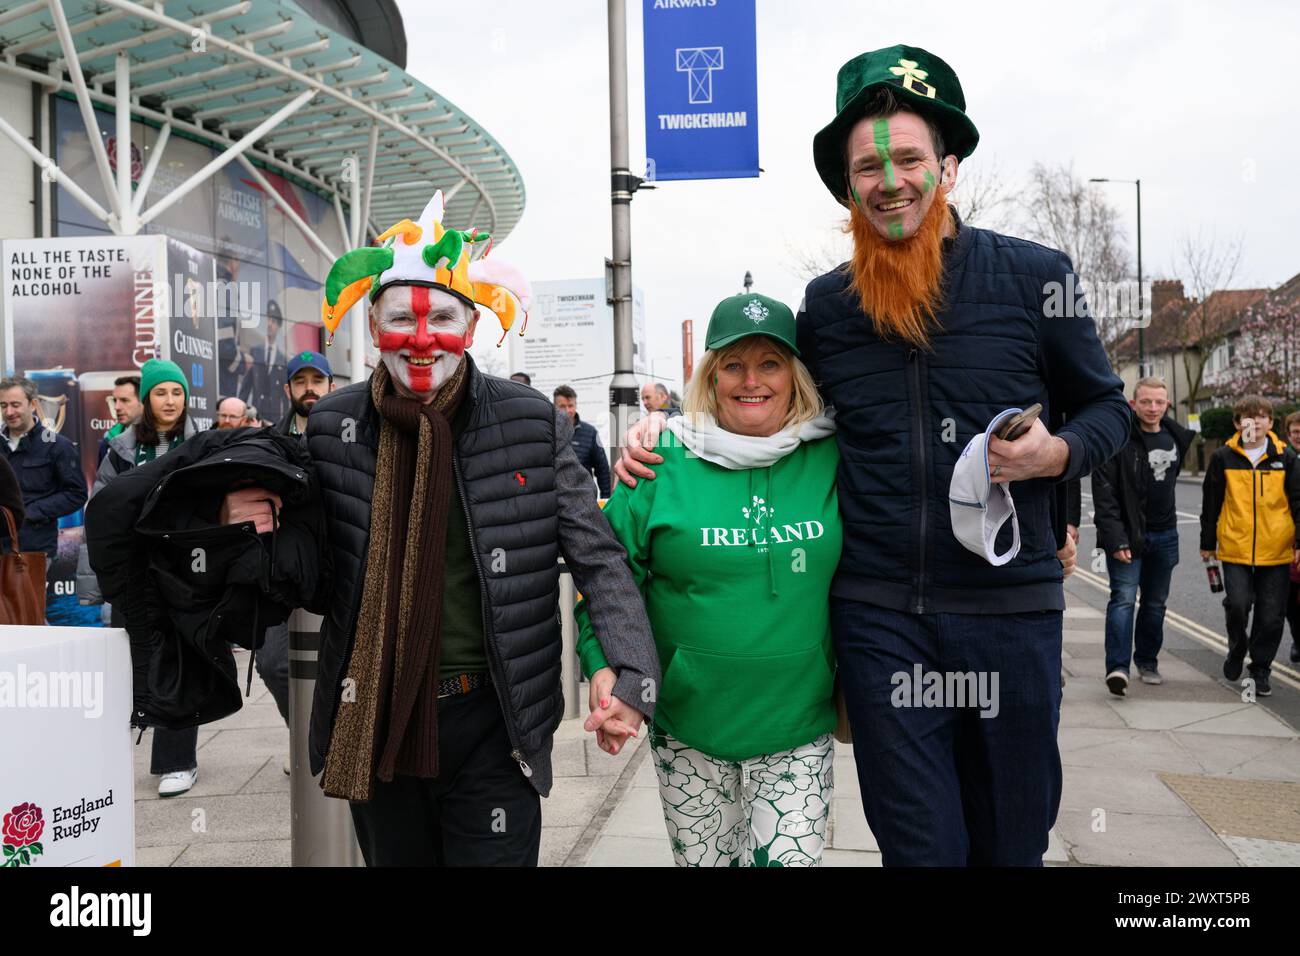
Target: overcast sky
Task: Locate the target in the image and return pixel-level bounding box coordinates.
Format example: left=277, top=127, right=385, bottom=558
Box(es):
left=398, top=0, right=1298, bottom=388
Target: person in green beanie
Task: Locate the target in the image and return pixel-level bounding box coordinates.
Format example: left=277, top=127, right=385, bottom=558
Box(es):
left=578, top=293, right=841, bottom=867
left=78, top=356, right=202, bottom=797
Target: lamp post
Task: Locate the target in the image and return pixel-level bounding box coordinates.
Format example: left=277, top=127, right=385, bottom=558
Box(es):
left=1089, top=177, right=1144, bottom=375
left=743, top=270, right=753, bottom=294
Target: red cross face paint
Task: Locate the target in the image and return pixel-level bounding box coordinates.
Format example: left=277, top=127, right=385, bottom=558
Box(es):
left=373, top=284, right=473, bottom=399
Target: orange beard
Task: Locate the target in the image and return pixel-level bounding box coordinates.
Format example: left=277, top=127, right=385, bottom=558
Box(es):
left=846, top=191, right=953, bottom=348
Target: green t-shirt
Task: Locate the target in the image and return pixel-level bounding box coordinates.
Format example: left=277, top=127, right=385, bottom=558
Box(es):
left=437, top=400, right=488, bottom=680
left=576, top=432, right=843, bottom=761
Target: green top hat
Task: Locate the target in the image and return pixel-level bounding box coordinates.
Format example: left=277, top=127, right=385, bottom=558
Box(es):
left=813, top=44, right=979, bottom=203
left=705, top=293, right=799, bottom=356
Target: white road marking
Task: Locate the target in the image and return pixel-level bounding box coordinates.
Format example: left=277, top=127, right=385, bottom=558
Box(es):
left=1070, top=566, right=1300, bottom=692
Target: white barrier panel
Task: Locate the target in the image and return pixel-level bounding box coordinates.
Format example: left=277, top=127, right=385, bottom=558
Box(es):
left=0, top=625, right=135, bottom=868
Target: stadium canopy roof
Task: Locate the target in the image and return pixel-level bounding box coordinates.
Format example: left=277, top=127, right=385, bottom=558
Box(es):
left=0, top=0, right=526, bottom=259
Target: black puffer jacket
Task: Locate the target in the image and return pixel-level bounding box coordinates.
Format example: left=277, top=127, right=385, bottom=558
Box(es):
left=1092, top=412, right=1197, bottom=557
left=305, top=357, right=657, bottom=797
left=86, top=428, right=328, bottom=729
left=798, top=213, right=1130, bottom=614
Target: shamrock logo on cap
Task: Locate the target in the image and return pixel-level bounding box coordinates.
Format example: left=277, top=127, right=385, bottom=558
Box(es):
left=742, top=299, right=769, bottom=325
left=300, top=351, right=312, bottom=361
left=889, top=58, right=936, bottom=99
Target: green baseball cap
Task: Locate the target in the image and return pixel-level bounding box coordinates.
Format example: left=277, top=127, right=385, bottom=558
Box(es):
left=813, top=44, right=979, bottom=203
left=705, top=293, right=799, bottom=356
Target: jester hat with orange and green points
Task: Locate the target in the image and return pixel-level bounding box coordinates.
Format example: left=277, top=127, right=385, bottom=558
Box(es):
left=320, top=189, right=532, bottom=345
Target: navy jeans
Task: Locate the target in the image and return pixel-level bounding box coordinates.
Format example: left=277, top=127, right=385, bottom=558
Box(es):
left=1103, top=527, right=1180, bottom=674
left=831, top=598, right=1063, bottom=866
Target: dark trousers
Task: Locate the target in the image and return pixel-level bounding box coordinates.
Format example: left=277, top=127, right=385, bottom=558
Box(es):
left=1222, top=562, right=1290, bottom=677
left=1103, top=527, right=1180, bottom=674
left=1286, top=579, right=1300, bottom=653
left=348, top=686, right=541, bottom=866
left=121, top=599, right=198, bottom=775
left=150, top=726, right=198, bottom=774
left=831, top=598, right=1063, bottom=867
left=255, top=622, right=290, bottom=723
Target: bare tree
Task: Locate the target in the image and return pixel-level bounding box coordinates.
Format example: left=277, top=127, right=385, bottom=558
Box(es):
left=787, top=230, right=851, bottom=284
left=469, top=341, right=511, bottom=378
left=1172, top=229, right=1245, bottom=409
left=1215, top=286, right=1300, bottom=401
left=1017, top=163, right=1132, bottom=370
left=948, top=156, right=1016, bottom=233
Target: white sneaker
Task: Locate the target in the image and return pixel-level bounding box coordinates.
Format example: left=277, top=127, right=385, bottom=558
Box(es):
left=283, top=755, right=291, bottom=776
left=1105, top=669, right=1128, bottom=697
left=158, top=768, right=197, bottom=797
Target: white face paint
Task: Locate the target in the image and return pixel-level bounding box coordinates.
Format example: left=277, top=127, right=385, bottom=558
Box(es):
left=369, top=285, right=478, bottom=402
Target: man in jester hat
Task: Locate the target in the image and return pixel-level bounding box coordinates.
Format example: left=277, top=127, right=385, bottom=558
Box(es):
left=222, top=191, right=659, bottom=866
left=616, top=45, right=1131, bottom=865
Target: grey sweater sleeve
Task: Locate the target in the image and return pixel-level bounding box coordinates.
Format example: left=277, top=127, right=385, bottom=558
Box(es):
left=552, top=409, right=660, bottom=718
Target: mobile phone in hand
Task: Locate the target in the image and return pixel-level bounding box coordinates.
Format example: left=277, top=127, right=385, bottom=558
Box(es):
left=995, top=403, right=1043, bottom=442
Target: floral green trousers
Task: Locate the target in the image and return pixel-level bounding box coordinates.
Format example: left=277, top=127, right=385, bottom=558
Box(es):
left=650, top=728, right=834, bottom=867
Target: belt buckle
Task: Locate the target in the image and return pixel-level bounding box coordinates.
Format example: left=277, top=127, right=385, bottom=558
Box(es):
left=437, top=673, right=476, bottom=699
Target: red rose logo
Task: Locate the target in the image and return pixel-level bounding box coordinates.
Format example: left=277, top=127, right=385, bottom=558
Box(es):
left=2, top=803, right=44, bottom=867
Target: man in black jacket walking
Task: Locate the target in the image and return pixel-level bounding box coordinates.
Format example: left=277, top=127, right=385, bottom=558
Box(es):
left=1092, top=378, right=1196, bottom=696
left=225, top=191, right=660, bottom=866
left=553, top=385, right=611, bottom=498
left=0, top=376, right=86, bottom=566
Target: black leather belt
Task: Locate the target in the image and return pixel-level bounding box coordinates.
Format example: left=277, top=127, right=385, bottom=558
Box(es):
left=437, top=672, right=491, bottom=699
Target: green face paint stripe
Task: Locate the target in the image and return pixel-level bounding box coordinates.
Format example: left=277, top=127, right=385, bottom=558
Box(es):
left=851, top=185, right=862, bottom=206
left=889, top=221, right=904, bottom=240
left=922, top=169, right=936, bottom=194
left=872, top=119, right=895, bottom=191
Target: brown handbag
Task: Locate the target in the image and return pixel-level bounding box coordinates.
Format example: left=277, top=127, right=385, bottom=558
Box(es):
left=0, top=506, right=46, bottom=625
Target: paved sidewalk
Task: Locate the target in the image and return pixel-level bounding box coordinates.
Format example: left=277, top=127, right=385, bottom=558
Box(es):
left=132, top=594, right=1300, bottom=866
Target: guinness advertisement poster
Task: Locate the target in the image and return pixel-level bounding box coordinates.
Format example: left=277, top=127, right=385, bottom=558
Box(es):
left=0, top=233, right=210, bottom=627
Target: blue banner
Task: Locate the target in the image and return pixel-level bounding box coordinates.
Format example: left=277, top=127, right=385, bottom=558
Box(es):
left=643, top=0, right=758, bottom=181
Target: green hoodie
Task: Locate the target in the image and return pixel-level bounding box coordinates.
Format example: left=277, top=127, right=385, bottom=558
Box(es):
left=577, top=420, right=842, bottom=761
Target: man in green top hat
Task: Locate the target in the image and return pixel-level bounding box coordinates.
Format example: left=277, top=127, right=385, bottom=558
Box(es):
left=617, top=44, right=1131, bottom=867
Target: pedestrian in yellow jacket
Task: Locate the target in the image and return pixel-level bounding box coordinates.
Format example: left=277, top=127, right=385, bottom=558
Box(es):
left=1200, top=395, right=1300, bottom=696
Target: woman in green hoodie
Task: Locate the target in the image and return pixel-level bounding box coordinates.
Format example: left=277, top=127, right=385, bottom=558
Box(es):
left=577, top=293, right=841, bottom=867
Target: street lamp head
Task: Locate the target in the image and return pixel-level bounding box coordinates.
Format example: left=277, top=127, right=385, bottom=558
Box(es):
left=743, top=270, right=753, bottom=292
left=1088, top=177, right=1108, bottom=183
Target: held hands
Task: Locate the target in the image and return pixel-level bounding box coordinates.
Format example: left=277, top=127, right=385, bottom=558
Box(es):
left=584, top=667, right=644, bottom=756
left=219, top=486, right=282, bottom=534
left=1200, top=550, right=1216, bottom=562
left=988, top=419, right=1070, bottom=484
left=1057, top=531, right=1077, bottom=578
left=613, top=412, right=668, bottom=489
